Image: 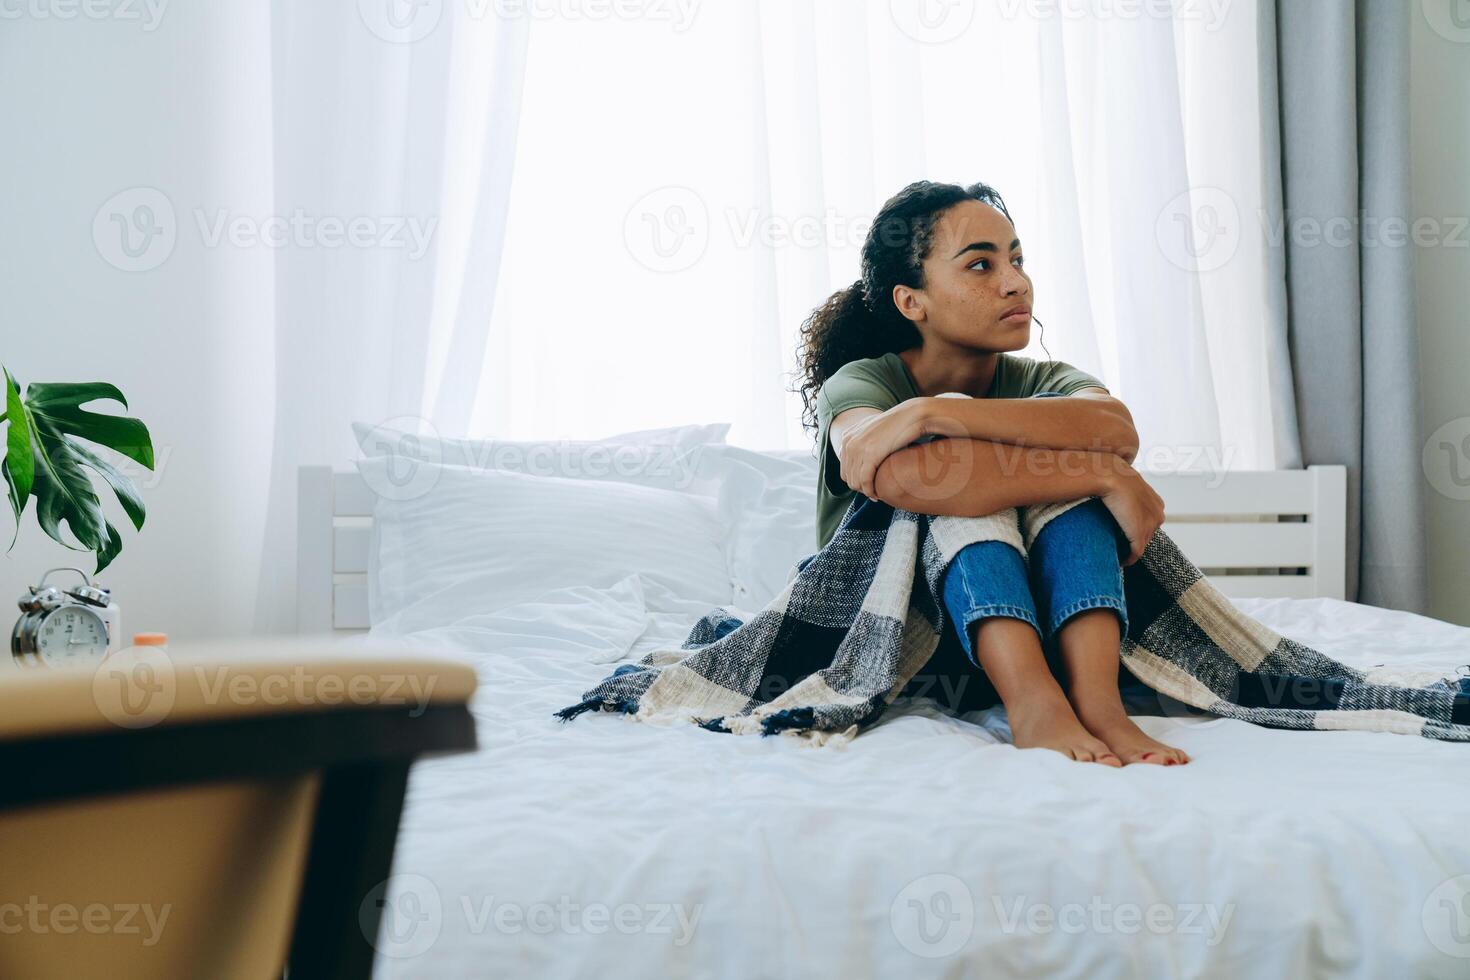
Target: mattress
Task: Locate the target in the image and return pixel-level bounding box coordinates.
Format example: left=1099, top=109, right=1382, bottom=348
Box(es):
left=368, top=593, right=1470, bottom=979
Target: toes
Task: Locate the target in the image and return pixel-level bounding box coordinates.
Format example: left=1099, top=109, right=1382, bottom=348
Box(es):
left=1074, top=745, right=1123, bottom=767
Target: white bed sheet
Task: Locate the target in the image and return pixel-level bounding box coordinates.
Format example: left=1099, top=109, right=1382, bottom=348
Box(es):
left=370, top=591, right=1470, bottom=979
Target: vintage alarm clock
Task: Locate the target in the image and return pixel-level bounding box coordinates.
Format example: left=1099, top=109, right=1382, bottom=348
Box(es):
left=12, top=567, right=114, bottom=666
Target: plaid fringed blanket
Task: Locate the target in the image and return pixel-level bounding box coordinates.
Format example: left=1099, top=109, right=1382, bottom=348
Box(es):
left=556, top=495, right=1470, bottom=747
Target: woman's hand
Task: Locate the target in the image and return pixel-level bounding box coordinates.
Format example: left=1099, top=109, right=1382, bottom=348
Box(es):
left=836, top=399, right=931, bottom=501
left=1097, top=459, right=1166, bottom=567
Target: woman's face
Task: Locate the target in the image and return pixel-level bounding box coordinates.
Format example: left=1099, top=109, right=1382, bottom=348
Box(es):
left=896, top=200, right=1034, bottom=351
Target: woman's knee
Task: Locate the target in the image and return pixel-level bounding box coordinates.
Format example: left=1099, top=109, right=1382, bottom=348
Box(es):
left=943, top=539, right=1029, bottom=607
left=1035, top=497, right=1124, bottom=563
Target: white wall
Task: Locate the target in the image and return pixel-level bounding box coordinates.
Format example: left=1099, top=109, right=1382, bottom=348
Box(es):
left=0, top=3, right=276, bottom=641
left=1412, top=8, right=1470, bottom=626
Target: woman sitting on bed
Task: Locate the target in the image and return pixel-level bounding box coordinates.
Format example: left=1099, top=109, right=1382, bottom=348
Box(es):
left=795, top=179, right=1189, bottom=767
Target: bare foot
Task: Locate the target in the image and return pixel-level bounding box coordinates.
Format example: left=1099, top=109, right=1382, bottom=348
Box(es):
left=1006, top=692, right=1122, bottom=767
left=1072, top=702, right=1190, bottom=766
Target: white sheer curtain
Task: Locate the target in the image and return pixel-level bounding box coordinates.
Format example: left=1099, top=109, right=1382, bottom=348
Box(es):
left=478, top=0, right=1298, bottom=474
left=252, top=2, right=530, bottom=631
left=246, top=0, right=1291, bottom=630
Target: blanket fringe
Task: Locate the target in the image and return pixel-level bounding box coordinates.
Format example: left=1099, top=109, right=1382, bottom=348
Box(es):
left=553, top=697, right=637, bottom=723
left=759, top=707, right=817, bottom=736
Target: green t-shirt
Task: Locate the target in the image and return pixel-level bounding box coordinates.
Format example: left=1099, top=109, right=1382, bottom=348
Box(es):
left=814, top=351, right=1107, bottom=548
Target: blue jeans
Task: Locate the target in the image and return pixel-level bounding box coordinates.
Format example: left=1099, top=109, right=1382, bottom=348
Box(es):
left=941, top=495, right=1130, bottom=669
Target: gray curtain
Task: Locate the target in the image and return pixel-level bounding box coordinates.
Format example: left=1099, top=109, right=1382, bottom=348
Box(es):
left=1259, top=0, right=1428, bottom=612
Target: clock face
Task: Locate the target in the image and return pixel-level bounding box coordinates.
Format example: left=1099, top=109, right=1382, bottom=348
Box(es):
left=36, top=606, right=109, bottom=664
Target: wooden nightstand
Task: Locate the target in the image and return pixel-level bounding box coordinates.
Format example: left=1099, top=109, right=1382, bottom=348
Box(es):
left=0, top=636, right=477, bottom=980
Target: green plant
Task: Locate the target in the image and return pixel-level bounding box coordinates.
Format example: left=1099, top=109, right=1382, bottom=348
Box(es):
left=2, top=368, right=155, bottom=573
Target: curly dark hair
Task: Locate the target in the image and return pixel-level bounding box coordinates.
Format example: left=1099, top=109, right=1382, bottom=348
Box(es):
left=792, top=180, right=1044, bottom=440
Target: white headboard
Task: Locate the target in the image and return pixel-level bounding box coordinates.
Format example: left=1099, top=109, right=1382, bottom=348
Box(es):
left=296, top=464, right=1347, bottom=633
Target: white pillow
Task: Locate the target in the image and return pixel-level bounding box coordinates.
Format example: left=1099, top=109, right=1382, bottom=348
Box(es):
left=371, top=573, right=653, bottom=665
left=358, top=458, right=734, bottom=626
left=352, top=420, right=729, bottom=494
left=686, top=445, right=820, bottom=608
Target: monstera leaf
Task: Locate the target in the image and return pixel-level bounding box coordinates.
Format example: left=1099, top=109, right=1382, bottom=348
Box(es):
left=1, top=369, right=154, bottom=573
